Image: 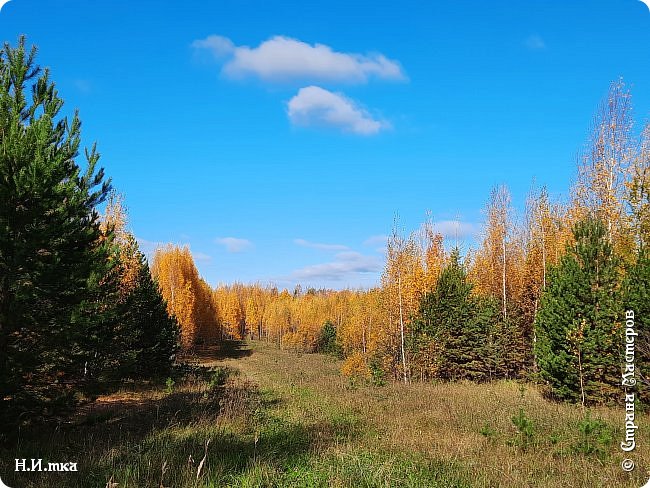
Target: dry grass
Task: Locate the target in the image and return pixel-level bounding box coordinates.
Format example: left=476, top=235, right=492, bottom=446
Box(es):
left=2, top=340, right=647, bottom=487
left=209, top=341, right=650, bottom=488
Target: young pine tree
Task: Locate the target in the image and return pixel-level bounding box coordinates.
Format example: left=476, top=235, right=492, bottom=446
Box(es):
left=623, top=250, right=650, bottom=401
left=0, top=37, right=112, bottom=429
left=535, top=217, right=622, bottom=404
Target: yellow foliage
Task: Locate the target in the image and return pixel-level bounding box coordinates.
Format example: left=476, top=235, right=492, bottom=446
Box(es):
left=151, top=245, right=219, bottom=349
left=101, top=192, right=141, bottom=296
left=340, top=352, right=371, bottom=380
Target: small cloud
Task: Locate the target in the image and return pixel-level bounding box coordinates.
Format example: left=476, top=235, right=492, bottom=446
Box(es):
left=137, top=237, right=212, bottom=264
left=136, top=237, right=163, bottom=259
left=215, top=237, right=253, bottom=253
left=294, top=238, right=349, bottom=251
left=363, top=234, right=388, bottom=246
left=432, top=221, right=480, bottom=239
left=363, top=234, right=388, bottom=254
left=288, top=86, right=389, bottom=135
left=192, top=34, right=405, bottom=84
left=193, top=252, right=213, bottom=264
left=524, top=34, right=546, bottom=51
left=192, top=35, right=235, bottom=58
left=290, top=251, right=381, bottom=281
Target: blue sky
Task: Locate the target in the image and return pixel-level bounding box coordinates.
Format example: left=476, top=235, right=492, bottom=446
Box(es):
left=2, top=0, right=650, bottom=289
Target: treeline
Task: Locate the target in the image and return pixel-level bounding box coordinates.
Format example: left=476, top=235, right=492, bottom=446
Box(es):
left=154, top=81, right=649, bottom=405
left=0, top=38, right=179, bottom=438
left=151, top=245, right=219, bottom=348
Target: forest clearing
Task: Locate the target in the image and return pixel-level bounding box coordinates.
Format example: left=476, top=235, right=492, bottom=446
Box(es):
left=1, top=341, right=648, bottom=487
left=3, top=2, right=650, bottom=486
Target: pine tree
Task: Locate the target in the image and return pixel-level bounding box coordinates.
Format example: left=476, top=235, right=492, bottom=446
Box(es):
left=623, top=249, right=650, bottom=401
left=118, top=242, right=180, bottom=379
left=0, top=37, right=111, bottom=429
left=72, top=235, right=121, bottom=391
left=535, top=217, right=622, bottom=404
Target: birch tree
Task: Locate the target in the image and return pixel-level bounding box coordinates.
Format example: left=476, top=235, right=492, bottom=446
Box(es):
left=572, top=79, right=635, bottom=260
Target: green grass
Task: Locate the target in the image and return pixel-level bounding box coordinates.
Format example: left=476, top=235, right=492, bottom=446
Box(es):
left=1, top=340, right=648, bottom=487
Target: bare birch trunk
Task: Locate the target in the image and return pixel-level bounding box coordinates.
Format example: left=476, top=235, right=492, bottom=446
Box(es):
left=398, top=273, right=407, bottom=384
left=502, top=236, right=507, bottom=321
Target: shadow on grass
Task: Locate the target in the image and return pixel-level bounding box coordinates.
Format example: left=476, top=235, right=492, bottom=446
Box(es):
left=0, top=365, right=358, bottom=488
left=182, top=340, right=254, bottom=363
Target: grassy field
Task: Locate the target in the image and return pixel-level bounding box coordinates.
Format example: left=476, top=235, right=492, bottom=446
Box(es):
left=1, top=341, right=648, bottom=487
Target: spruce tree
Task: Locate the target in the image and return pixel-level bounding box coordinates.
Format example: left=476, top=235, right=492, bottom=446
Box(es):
left=535, top=217, right=622, bottom=404
left=317, top=320, right=342, bottom=357
left=492, top=307, right=532, bottom=380
left=0, top=37, right=111, bottom=429
left=412, top=249, right=490, bottom=381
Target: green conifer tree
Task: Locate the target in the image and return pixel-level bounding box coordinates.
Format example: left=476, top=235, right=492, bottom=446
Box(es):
left=623, top=250, right=650, bottom=401
left=492, top=308, right=531, bottom=380
left=0, top=37, right=111, bottom=430
left=535, top=217, right=622, bottom=404
left=412, top=249, right=490, bottom=381
left=117, top=237, right=180, bottom=379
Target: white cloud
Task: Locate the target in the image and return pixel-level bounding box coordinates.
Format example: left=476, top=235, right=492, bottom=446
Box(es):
left=290, top=251, right=381, bottom=281
left=524, top=34, right=546, bottom=50
left=136, top=237, right=162, bottom=259
left=294, top=238, right=349, bottom=251
left=192, top=35, right=405, bottom=84
left=432, top=220, right=480, bottom=239
left=288, top=86, right=388, bottom=135
left=363, top=234, right=388, bottom=254
left=215, top=237, right=253, bottom=253
left=363, top=234, right=388, bottom=246
left=136, top=237, right=215, bottom=264
left=193, top=252, right=213, bottom=264
left=192, top=35, right=235, bottom=58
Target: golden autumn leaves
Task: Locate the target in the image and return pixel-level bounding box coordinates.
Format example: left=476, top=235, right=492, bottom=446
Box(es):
left=145, top=80, right=648, bottom=386
left=151, top=246, right=219, bottom=348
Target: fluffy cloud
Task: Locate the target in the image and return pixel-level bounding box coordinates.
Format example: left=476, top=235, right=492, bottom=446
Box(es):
left=290, top=251, right=381, bottom=281
left=294, top=238, right=349, bottom=251
left=287, top=86, right=388, bottom=135
left=432, top=220, right=480, bottom=239
left=192, top=35, right=405, bottom=84
left=215, top=237, right=253, bottom=253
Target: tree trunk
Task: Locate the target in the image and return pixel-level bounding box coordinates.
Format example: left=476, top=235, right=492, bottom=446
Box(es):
left=502, top=236, right=507, bottom=321
left=578, top=348, right=585, bottom=408
left=541, top=228, right=547, bottom=291
left=398, top=274, right=408, bottom=384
